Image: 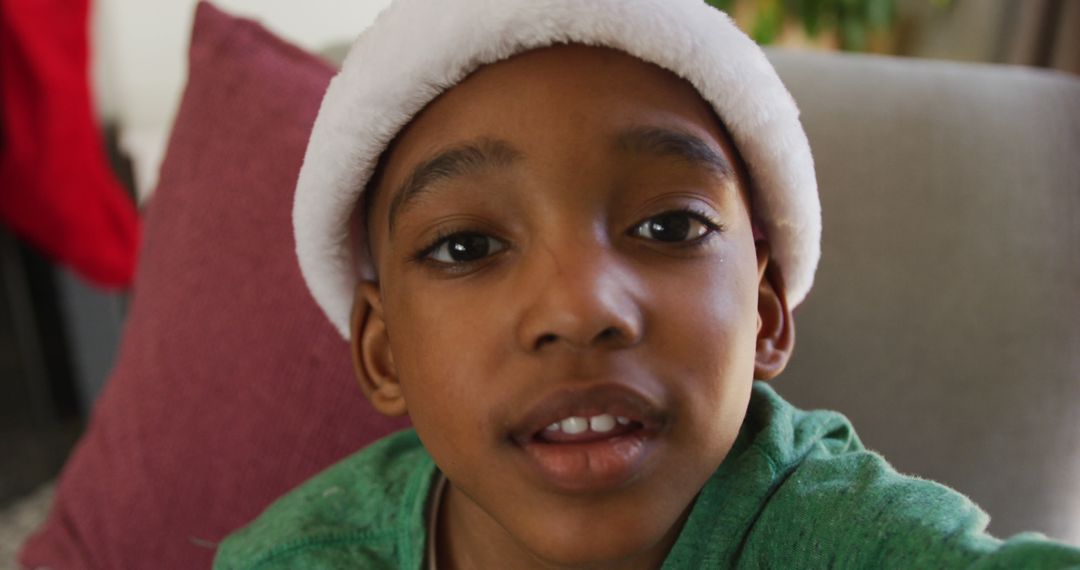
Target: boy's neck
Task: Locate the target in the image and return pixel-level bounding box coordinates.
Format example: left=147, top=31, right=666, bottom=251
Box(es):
left=436, top=480, right=687, bottom=570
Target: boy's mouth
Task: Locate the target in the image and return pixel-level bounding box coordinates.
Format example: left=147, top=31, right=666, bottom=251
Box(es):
left=508, top=384, right=666, bottom=493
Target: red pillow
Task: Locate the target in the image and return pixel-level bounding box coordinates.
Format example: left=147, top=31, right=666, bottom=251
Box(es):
left=19, top=3, right=408, bottom=568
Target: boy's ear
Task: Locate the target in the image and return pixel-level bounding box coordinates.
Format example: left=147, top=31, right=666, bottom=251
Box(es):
left=350, top=281, right=408, bottom=416
left=753, top=241, right=795, bottom=380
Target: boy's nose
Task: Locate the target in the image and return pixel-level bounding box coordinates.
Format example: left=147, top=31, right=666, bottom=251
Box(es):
left=515, top=245, right=644, bottom=353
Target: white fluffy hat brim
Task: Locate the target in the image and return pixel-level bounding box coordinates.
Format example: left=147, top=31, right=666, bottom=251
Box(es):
left=294, top=0, right=820, bottom=339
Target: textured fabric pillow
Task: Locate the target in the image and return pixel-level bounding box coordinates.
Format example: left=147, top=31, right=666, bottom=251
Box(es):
left=19, top=3, right=408, bottom=568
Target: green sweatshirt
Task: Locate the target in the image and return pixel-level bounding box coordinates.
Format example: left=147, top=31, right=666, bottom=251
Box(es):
left=214, top=382, right=1080, bottom=569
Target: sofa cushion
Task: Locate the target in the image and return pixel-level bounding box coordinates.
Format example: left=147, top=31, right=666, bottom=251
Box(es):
left=19, top=4, right=408, bottom=568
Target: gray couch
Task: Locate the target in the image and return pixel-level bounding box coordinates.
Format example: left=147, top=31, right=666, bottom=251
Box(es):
left=768, top=50, right=1080, bottom=544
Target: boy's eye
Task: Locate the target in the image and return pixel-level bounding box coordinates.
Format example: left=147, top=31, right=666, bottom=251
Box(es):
left=632, top=211, right=715, bottom=242
left=425, top=233, right=507, bottom=264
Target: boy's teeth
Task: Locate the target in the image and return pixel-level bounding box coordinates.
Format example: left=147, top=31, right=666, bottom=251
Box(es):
left=560, top=417, right=588, bottom=434
left=544, top=414, right=625, bottom=435
left=589, top=414, right=615, bottom=432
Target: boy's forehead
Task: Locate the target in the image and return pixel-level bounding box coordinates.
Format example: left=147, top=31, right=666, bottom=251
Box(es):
left=369, top=44, right=745, bottom=225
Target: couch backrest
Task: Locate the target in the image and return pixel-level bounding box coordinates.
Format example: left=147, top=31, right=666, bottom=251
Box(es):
left=768, top=50, right=1080, bottom=543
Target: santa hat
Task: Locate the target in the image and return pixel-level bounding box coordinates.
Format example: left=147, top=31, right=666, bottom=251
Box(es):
left=294, top=0, right=820, bottom=339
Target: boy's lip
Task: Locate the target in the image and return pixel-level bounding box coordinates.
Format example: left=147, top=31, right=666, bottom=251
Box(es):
left=508, top=384, right=667, bottom=493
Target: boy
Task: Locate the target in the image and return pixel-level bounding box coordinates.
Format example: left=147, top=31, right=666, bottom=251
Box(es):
left=215, top=0, right=1080, bottom=568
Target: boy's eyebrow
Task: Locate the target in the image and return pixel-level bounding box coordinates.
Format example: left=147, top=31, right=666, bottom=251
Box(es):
left=386, top=127, right=732, bottom=234
left=614, top=126, right=733, bottom=180
left=387, top=138, right=523, bottom=233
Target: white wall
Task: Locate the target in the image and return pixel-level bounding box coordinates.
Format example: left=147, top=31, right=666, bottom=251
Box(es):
left=90, top=0, right=393, bottom=199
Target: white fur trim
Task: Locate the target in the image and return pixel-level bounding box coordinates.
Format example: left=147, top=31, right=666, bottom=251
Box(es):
left=294, top=0, right=820, bottom=339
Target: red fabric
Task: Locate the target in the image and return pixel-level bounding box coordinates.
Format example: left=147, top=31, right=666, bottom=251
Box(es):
left=18, top=4, right=408, bottom=568
left=0, top=0, right=139, bottom=287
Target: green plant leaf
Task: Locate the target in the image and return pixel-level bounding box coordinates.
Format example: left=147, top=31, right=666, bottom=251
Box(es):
left=795, top=0, right=824, bottom=36
left=865, top=0, right=893, bottom=27
left=840, top=14, right=866, bottom=50
left=752, top=0, right=785, bottom=44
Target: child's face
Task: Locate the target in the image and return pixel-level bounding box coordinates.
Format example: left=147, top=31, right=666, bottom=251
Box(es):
left=353, top=44, right=790, bottom=567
